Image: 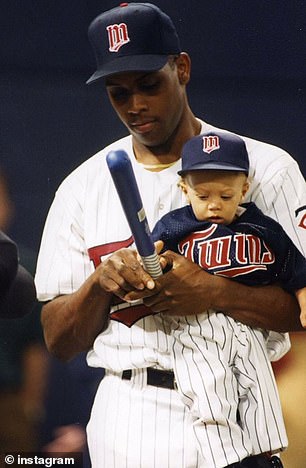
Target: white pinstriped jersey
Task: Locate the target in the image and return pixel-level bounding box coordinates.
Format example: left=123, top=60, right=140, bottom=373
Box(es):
left=35, top=120, right=306, bottom=467
left=170, top=314, right=288, bottom=467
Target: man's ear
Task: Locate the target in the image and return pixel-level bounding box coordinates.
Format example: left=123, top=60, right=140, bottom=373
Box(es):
left=176, top=53, right=191, bottom=85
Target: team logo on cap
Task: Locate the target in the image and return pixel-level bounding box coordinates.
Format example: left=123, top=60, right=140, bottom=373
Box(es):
left=107, top=23, right=130, bottom=52
left=203, top=135, right=220, bottom=154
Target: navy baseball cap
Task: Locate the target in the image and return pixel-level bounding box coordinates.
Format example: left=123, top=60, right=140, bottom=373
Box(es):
left=86, top=2, right=181, bottom=84
left=178, top=132, right=250, bottom=175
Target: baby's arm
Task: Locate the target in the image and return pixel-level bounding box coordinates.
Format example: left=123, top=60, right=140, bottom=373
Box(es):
left=296, top=288, right=306, bottom=328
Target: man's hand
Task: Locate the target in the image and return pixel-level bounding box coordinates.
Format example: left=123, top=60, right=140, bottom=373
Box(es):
left=125, top=250, right=215, bottom=315
left=96, top=248, right=156, bottom=301
left=124, top=248, right=303, bottom=331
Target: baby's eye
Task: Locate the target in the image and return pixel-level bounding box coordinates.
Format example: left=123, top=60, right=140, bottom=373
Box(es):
left=221, top=195, right=232, bottom=200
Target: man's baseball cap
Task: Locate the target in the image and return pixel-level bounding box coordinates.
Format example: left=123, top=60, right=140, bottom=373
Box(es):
left=178, top=131, right=250, bottom=175
left=86, top=2, right=181, bottom=84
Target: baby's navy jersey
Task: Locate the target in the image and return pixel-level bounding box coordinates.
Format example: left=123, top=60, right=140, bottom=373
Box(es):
left=152, top=202, right=306, bottom=292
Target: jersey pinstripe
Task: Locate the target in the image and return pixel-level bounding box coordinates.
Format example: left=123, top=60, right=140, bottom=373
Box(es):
left=170, top=314, right=287, bottom=467
left=35, top=120, right=306, bottom=467
left=87, top=370, right=203, bottom=468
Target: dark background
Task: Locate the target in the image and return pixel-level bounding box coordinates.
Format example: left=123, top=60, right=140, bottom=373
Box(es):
left=1, top=0, right=305, bottom=253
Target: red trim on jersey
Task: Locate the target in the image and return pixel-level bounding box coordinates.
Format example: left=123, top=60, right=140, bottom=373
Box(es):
left=88, top=238, right=155, bottom=325
left=298, top=213, right=306, bottom=230
left=88, top=236, right=134, bottom=267
left=214, top=264, right=267, bottom=278
left=110, top=302, right=156, bottom=327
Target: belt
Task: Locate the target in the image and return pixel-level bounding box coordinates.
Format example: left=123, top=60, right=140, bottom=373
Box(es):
left=122, top=368, right=177, bottom=390
left=228, top=454, right=283, bottom=467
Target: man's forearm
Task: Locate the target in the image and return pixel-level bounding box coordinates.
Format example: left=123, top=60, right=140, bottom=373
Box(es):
left=41, top=247, right=158, bottom=361
left=41, top=275, right=112, bottom=361
left=211, top=276, right=303, bottom=332
left=139, top=253, right=303, bottom=332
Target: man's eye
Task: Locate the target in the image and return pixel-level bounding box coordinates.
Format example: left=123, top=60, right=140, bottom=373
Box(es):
left=109, top=89, right=129, bottom=100
left=140, top=81, right=159, bottom=92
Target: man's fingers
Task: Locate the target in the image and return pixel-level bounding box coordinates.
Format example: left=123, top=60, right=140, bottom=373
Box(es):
left=99, top=277, right=131, bottom=299
left=159, top=249, right=178, bottom=269
left=124, top=283, right=160, bottom=302
left=96, top=248, right=155, bottom=297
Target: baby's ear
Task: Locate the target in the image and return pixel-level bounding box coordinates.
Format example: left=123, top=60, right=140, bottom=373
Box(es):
left=178, top=177, right=188, bottom=194
left=178, top=177, right=191, bottom=203
left=241, top=179, right=250, bottom=200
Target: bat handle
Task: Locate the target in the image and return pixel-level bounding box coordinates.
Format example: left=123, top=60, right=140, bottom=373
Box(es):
left=141, top=252, right=163, bottom=279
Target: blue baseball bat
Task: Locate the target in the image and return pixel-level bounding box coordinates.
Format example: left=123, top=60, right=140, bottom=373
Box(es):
left=106, top=150, right=162, bottom=279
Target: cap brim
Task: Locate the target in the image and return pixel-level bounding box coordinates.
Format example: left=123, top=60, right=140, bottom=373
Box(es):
left=86, top=55, right=169, bottom=84
left=178, top=162, right=249, bottom=175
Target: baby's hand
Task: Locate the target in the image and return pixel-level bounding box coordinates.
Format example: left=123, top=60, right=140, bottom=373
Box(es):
left=300, top=309, right=306, bottom=328
left=296, top=288, right=306, bottom=328
left=136, top=240, right=166, bottom=269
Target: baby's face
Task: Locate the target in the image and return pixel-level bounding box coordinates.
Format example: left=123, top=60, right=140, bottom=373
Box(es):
left=182, top=170, right=249, bottom=225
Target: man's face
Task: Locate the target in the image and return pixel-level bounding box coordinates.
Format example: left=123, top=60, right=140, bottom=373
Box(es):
left=105, top=59, right=186, bottom=148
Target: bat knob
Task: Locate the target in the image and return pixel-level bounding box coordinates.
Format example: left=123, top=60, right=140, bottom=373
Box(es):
left=106, top=150, right=130, bottom=172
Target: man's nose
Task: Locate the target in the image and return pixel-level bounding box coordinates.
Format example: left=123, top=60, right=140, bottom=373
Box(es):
left=128, top=93, right=147, bottom=113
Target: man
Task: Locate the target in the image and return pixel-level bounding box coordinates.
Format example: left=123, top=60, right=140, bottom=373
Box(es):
left=35, top=3, right=306, bottom=467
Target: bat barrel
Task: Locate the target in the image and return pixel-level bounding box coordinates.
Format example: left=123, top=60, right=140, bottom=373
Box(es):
left=106, top=150, right=156, bottom=258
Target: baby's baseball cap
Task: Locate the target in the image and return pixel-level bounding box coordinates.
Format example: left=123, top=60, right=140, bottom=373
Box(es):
left=178, top=131, right=249, bottom=175
left=86, top=2, right=181, bottom=84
